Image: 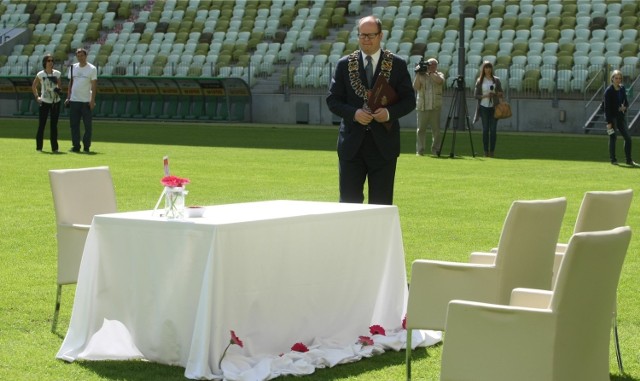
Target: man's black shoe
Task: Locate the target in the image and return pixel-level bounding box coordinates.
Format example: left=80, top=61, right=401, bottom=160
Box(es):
left=69, top=148, right=80, bottom=153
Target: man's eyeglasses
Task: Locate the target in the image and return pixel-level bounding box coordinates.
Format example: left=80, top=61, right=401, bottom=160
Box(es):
left=358, top=32, right=380, bottom=40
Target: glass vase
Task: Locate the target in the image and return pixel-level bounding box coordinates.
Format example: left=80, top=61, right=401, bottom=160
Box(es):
left=164, top=186, right=187, bottom=219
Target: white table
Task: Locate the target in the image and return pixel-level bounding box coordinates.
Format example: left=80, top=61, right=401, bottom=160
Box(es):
left=56, top=200, right=409, bottom=380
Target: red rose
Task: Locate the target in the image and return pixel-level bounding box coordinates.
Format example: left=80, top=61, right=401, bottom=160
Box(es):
left=291, top=342, right=309, bottom=352
left=369, top=324, right=386, bottom=336
left=219, top=330, right=244, bottom=369
left=230, top=330, right=244, bottom=348
left=161, top=175, right=190, bottom=188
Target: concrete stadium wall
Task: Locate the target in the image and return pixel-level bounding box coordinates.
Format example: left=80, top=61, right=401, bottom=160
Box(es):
left=252, top=94, right=597, bottom=134
left=0, top=93, right=596, bottom=135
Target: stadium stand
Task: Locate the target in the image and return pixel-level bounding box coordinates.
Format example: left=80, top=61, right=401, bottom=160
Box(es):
left=1, top=0, right=640, bottom=127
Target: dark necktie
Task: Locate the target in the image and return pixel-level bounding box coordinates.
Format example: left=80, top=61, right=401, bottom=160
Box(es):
left=365, top=55, right=373, bottom=88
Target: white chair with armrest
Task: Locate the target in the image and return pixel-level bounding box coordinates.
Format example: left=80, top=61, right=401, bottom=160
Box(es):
left=49, top=166, right=116, bottom=332
left=405, top=197, right=566, bottom=380
left=469, top=189, right=632, bottom=372
left=440, top=226, right=631, bottom=381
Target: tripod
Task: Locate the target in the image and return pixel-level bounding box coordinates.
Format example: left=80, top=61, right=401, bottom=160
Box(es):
left=437, top=76, right=476, bottom=158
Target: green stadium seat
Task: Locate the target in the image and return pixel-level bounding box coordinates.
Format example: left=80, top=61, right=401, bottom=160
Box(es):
left=159, top=97, right=178, bottom=119
left=121, top=96, right=141, bottom=118
left=148, top=96, right=165, bottom=118
left=15, top=95, right=37, bottom=116
left=132, top=95, right=153, bottom=118
left=172, top=97, right=192, bottom=119
left=95, top=94, right=115, bottom=117
left=185, top=97, right=204, bottom=120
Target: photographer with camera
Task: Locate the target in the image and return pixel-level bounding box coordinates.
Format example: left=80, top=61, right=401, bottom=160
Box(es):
left=32, top=53, right=62, bottom=153
left=413, top=58, right=444, bottom=156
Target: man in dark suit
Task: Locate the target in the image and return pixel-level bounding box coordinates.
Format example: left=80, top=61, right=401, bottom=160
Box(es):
left=327, top=15, right=415, bottom=205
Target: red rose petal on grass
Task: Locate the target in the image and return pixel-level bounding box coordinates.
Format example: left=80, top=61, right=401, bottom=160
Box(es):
left=291, top=342, right=309, bottom=352
left=358, top=336, right=374, bottom=346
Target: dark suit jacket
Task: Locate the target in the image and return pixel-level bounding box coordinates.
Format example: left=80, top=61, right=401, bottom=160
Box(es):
left=326, top=50, right=415, bottom=161
left=603, top=84, right=628, bottom=124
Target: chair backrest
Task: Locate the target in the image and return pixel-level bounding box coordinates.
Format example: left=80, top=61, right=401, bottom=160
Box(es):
left=573, top=189, right=632, bottom=234
left=49, top=166, right=117, bottom=284
left=494, top=197, right=566, bottom=302
left=49, top=166, right=116, bottom=225
left=551, top=227, right=631, bottom=381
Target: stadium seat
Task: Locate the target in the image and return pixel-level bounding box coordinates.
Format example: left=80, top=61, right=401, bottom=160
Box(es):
left=509, top=67, right=525, bottom=91
left=607, top=56, right=623, bottom=69
left=570, top=69, right=589, bottom=92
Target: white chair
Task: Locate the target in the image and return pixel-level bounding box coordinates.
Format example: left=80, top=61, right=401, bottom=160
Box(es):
left=606, top=55, right=622, bottom=69
left=542, top=55, right=558, bottom=66
left=622, top=57, right=639, bottom=77
left=538, top=77, right=555, bottom=93
left=508, top=67, right=525, bottom=91
left=49, top=167, right=117, bottom=332
left=555, top=190, right=633, bottom=374
left=405, top=197, right=567, bottom=380
left=476, top=189, right=632, bottom=372
left=571, top=69, right=589, bottom=91
left=440, top=226, right=632, bottom=381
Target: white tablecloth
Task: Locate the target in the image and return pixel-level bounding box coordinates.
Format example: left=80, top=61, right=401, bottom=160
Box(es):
left=56, top=200, right=440, bottom=380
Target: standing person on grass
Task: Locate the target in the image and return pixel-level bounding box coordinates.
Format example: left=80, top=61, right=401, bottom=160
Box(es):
left=326, top=15, right=415, bottom=205
left=473, top=61, right=503, bottom=158
left=32, top=53, right=61, bottom=153
left=65, top=48, right=97, bottom=153
left=604, top=70, right=637, bottom=166
left=414, top=57, right=444, bottom=156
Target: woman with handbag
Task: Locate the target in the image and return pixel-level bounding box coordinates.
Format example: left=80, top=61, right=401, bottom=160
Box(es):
left=473, top=61, right=504, bottom=157
left=603, top=70, right=637, bottom=166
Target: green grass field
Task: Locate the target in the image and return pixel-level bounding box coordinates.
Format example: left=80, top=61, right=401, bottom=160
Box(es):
left=0, top=118, right=638, bottom=380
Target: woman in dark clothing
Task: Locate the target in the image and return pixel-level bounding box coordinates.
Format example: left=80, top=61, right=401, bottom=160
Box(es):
left=31, top=53, right=62, bottom=153
left=603, top=69, right=636, bottom=166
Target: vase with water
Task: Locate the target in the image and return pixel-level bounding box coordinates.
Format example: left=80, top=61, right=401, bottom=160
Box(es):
left=164, top=186, right=188, bottom=219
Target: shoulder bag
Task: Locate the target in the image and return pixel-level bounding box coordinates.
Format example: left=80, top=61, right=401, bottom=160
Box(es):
left=494, top=99, right=512, bottom=119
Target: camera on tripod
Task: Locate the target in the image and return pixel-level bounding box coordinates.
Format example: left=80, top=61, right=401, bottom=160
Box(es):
left=452, top=75, right=465, bottom=89
left=414, top=59, right=431, bottom=73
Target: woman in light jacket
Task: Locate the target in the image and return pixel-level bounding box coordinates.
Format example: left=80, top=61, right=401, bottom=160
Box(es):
left=473, top=61, right=503, bottom=157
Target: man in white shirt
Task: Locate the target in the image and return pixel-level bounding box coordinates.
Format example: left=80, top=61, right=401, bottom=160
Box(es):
left=65, top=48, right=97, bottom=153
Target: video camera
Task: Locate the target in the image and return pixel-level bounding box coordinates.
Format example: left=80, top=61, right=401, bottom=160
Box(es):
left=415, top=59, right=431, bottom=73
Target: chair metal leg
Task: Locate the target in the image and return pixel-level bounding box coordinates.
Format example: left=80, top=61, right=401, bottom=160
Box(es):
left=51, top=284, right=62, bottom=332
left=406, top=328, right=412, bottom=381
left=613, top=310, right=624, bottom=374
